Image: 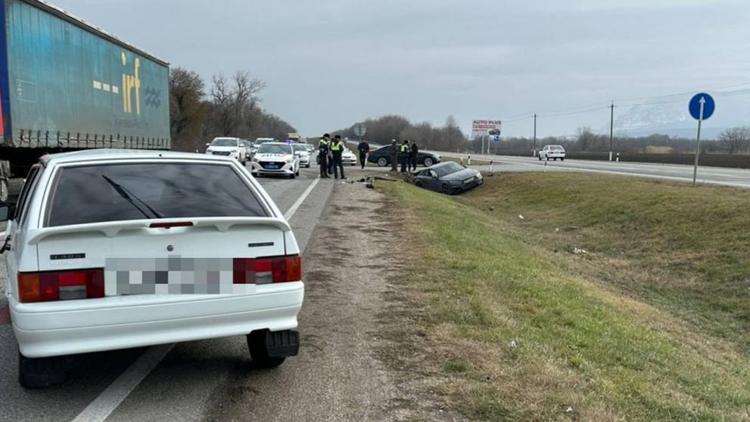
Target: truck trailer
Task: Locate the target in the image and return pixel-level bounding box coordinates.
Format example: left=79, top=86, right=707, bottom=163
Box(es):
left=0, top=0, right=170, bottom=200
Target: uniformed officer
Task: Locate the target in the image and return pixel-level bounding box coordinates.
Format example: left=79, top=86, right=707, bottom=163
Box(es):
left=318, top=134, right=331, bottom=178
left=399, top=140, right=410, bottom=172
left=330, top=135, right=345, bottom=179
left=390, top=139, right=398, bottom=172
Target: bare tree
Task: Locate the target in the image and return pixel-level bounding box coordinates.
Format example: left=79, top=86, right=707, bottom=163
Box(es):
left=718, top=127, right=750, bottom=154
left=169, top=67, right=206, bottom=151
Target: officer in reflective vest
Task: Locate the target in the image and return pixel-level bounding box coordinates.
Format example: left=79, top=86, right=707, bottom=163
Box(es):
left=318, top=134, right=331, bottom=178
left=330, top=135, right=345, bottom=179
left=399, top=140, right=410, bottom=172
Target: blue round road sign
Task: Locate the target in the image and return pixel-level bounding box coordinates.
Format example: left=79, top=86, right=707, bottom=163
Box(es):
left=689, top=93, right=715, bottom=120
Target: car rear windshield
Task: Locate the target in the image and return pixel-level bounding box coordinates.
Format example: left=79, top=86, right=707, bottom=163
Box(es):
left=549, top=145, right=565, bottom=151
left=46, top=162, right=269, bottom=227
left=211, top=138, right=238, bottom=146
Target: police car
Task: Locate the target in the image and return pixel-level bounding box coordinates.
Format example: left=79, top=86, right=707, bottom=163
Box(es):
left=0, top=150, right=304, bottom=388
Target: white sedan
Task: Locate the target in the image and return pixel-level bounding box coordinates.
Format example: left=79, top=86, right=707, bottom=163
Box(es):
left=292, top=144, right=311, bottom=168
left=251, top=142, right=301, bottom=178
left=342, top=149, right=358, bottom=166
left=0, top=149, right=304, bottom=388
left=538, top=145, right=566, bottom=161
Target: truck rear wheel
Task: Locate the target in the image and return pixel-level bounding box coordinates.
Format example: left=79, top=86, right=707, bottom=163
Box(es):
left=0, top=179, right=8, bottom=202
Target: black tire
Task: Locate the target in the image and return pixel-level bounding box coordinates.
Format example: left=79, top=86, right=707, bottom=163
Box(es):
left=441, top=184, right=452, bottom=194
left=538, top=156, right=542, bottom=161
left=377, top=157, right=388, bottom=167
left=18, top=353, right=70, bottom=389
left=423, top=157, right=434, bottom=167
left=553, top=157, right=558, bottom=161
left=561, top=158, right=565, bottom=161
left=247, top=332, right=286, bottom=369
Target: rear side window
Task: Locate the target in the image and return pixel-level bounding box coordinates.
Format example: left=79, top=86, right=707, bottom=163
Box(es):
left=14, top=165, right=42, bottom=225
left=46, top=162, right=269, bottom=227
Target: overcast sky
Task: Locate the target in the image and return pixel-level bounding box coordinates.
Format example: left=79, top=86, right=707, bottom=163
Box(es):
left=55, top=0, right=750, bottom=137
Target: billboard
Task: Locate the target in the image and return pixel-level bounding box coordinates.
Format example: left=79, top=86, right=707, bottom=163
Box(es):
left=472, top=120, right=501, bottom=139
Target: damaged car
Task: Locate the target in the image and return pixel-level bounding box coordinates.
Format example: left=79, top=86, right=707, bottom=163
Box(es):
left=413, top=162, right=483, bottom=194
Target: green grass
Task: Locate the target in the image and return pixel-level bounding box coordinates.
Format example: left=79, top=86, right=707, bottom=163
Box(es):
left=378, top=173, right=750, bottom=421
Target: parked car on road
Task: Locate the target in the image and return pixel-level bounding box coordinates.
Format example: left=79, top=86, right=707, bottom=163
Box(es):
left=0, top=149, right=304, bottom=388
left=367, top=146, right=441, bottom=167
left=342, top=148, right=358, bottom=166
left=251, top=142, right=301, bottom=178
left=292, top=144, right=311, bottom=168
left=538, top=145, right=566, bottom=161
left=413, top=162, right=483, bottom=194
left=206, top=137, right=246, bottom=163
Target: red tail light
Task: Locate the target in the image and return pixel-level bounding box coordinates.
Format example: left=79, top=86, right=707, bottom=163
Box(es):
left=233, top=255, right=302, bottom=284
left=18, top=269, right=104, bottom=303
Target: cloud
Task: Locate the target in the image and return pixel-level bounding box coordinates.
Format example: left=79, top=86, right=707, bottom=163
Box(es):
left=52, top=0, right=750, bottom=137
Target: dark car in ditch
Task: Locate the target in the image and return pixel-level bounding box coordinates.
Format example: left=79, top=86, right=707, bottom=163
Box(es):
left=413, top=162, right=483, bottom=194
left=367, top=146, right=441, bottom=167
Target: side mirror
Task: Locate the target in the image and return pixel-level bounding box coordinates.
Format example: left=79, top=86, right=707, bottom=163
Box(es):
left=205, top=143, right=210, bottom=147
left=0, top=201, right=14, bottom=222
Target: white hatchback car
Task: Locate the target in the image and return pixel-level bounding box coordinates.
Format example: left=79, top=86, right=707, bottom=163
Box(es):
left=250, top=142, right=300, bottom=178
left=538, top=145, right=566, bottom=161
left=0, top=150, right=304, bottom=388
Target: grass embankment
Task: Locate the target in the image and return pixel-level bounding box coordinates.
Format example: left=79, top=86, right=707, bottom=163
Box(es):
left=378, top=173, right=750, bottom=421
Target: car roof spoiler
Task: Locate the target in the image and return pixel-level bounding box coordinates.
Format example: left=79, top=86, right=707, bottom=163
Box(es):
left=26, top=217, right=291, bottom=245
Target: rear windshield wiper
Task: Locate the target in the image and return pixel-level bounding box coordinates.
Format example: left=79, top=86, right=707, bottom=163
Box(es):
left=101, top=175, right=164, bottom=219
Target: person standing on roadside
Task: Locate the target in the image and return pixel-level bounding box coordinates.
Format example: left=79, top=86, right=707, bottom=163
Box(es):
left=399, top=140, right=410, bottom=172
left=318, top=134, right=331, bottom=178
left=410, top=141, right=419, bottom=171
left=330, top=135, right=345, bottom=179
left=390, top=139, right=398, bottom=172
left=357, top=139, right=370, bottom=169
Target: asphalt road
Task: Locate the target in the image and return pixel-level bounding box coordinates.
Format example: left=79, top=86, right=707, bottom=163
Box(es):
left=437, top=152, right=750, bottom=188
left=0, top=165, right=333, bottom=422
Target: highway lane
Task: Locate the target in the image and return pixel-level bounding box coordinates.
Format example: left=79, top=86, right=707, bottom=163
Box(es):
left=0, top=165, right=331, bottom=422
left=437, top=152, right=750, bottom=188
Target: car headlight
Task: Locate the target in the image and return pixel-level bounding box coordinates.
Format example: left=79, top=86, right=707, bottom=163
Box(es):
left=286, top=158, right=294, bottom=163
left=252, top=156, right=259, bottom=162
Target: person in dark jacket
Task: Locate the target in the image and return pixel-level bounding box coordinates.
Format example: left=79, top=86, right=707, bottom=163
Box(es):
left=330, top=135, right=345, bottom=179
left=389, top=139, right=398, bottom=172
left=399, top=140, right=410, bottom=172
left=318, top=134, right=330, bottom=178
left=410, top=141, right=419, bottom=171
left=357, top=140, right=370, bottom=169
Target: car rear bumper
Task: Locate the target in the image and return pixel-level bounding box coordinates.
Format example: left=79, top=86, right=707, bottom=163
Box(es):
left=11, top=282, right=304, bottom=357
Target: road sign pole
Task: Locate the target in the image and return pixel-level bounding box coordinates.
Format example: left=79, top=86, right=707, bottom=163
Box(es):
left=532, top=113, right=537, bottom=157
left=609, top=103, right=614, bottom=161
left=692, top=98, right=705, bottom=186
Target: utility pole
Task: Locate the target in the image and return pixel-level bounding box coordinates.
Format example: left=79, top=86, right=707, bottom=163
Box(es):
left=609, top=103, right=614, bottom=161
left=532, top=113, right=537, bottom=157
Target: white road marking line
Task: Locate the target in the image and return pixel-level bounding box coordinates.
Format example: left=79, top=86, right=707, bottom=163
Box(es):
left=71, top=344, right=173, bottom=422
left=70, top=178, right=320, bottom=422
left=284, top=177, right=320, bottom=220
left=505, top=160, right=750, bottom=188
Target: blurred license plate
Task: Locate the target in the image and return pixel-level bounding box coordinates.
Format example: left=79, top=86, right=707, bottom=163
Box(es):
left=267, top=163, right=278, bottom=169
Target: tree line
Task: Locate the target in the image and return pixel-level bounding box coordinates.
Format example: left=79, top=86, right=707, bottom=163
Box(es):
left=169, top=68, right=296, bottom=152
left=333, top=115, right=468, bottom=151
left=473, top=127, right=750, bottom=155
